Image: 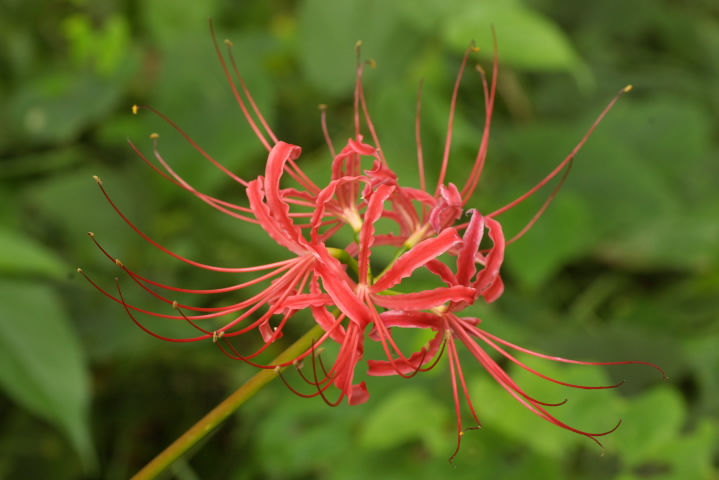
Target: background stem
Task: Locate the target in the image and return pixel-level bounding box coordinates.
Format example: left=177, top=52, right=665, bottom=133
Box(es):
left=131, top=324, right=325, bottom=480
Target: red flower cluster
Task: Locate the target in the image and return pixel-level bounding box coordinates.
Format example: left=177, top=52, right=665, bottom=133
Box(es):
left=81, top=26, right=663, bottom=459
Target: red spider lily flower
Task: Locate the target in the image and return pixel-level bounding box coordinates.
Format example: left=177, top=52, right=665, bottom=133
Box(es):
left=80, top=20, right=665, bottom=460
left=368, top=210, right=666, bottom=460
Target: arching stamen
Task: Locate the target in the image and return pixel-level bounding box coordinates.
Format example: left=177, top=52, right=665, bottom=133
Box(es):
left=488, top=85, right=634, bottom=219
left=224, top=39, right=279, bottom=145
left=128, top=135, right=259, bottom=223
left=209, top=20, right=272, bottom=151
left=115, top=278, right=209, bottom=343
left=92, top=176, right=271, bottom=273
left=436, top=43, right=480, bottom=197
left=415, top=79, right=427, bottom=194
left=132, top=105, right=249, bottom=187
left=506, top=159, right=573, bottom=246
left=319, top=104, right=337, bottom=158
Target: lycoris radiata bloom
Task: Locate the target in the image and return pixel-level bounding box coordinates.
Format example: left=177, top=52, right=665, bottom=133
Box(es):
left=80, top=22, right=664, bottom=460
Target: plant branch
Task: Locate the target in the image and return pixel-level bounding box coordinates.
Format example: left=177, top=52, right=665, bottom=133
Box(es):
left=131, top=324, right=325, bottom=480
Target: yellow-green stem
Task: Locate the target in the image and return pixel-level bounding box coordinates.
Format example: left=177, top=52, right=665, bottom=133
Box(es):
left=131, top=324, right=325, bottom=480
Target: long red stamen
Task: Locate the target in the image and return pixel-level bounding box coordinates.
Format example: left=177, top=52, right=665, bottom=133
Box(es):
left=209, top=20, right=273, bottom=152
left=488, top=85, right=634, bottom=219
left=436, top=43, right=479, bottom=197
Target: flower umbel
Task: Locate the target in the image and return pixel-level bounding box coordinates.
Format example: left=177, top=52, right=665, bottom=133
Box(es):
left=81, top=22, right=665, bottom=461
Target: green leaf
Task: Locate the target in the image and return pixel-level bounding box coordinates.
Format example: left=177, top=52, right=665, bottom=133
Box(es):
left=612, top=386, right=685, bottom=466
left=297, top=0, right=409, bottom=96
left=469, top=359, right=623, bottom=458
left=0, top=228, right=69, bottom=279
left=358, top=387, right=449, bottom=454
left=442, top=0, right=582, bottom=72
left=505, top=191, right=593, bottom=289
left=0, top=280, right=95, bottom=469
left=7, top=70, right=125, bottom=143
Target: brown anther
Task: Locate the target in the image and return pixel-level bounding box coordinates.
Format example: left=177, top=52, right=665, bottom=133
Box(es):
left=273, top=365, right=281, bottom=373
left=475, top=64, right=486, bottom=75
left=150, top=133, right=159, bottom=139
left=212, top=330, right=225, bottom=343
left=132, top=105, right=139, bottom=115
left=319, top=104, right=327, bottom=110
left=355, top=40, right=363, bottom=49
left=224, top=39, right=233, bottom=47
left=87, top=232, right=95, bottom=237
left=77, top=268, right=83, bottom=273
left=115, top=259, right=124, bottom=267
left=172, top=300, right=179, bottom=309
left=368, top=58, right=377, bottom=69
left=93, top=175, right=102, bottom=185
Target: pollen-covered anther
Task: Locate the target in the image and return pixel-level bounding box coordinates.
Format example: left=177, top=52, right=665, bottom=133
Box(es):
left=624, top=84, right=633, bottom=93
left=273, top=365, right=281, bottom=374
left=224, top=39, right=233, bottom=47
left=150, top=133, right=159, bottom=139
left=77, top=268, right=83, bottom=273
left=368, top=58, right=377, bottom=69
left=115, top=259, right=124, bottom=268
left=471, top=46, right=481, bottom=53
left=87, top=232, right=95, bottom=237
left=212, top=330, right=225, bottom=343
left=172, top=300, right=179, bottom=310
left=93, top=175, right=102, bottom=185
left=318, top=104, right=327, bottom=110
left=132, top=105, right=139, bottom=115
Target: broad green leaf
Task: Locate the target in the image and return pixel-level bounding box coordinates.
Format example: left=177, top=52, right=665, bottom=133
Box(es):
left=358, top=387, right=449, bottom=454
left=469, top=359, right=623, bottom=458
left=7, top=70, right=125, bottom=144
left=505, top=191, right=593, bottom=290
left=297, top=0, right=411, bottom=96
left=442, top=0, right=582, bottom=72
left=612, top=386, right=685, bottom=466
left=0, top=228, right=68, bottom=279
left=0, top=280, right=94, bottom=468
left=141, top=0, right=218, bottom=48
left=61, top=13, right=131, bottom=75
left=655, top=420, right=717, bottom=480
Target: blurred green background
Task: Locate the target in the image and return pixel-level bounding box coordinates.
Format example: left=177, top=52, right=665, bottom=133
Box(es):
left=1, top=0, right=718, bottom=478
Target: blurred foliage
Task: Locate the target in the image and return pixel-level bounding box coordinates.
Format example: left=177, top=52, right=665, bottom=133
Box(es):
left=0, top=0, right=718, bottom=479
